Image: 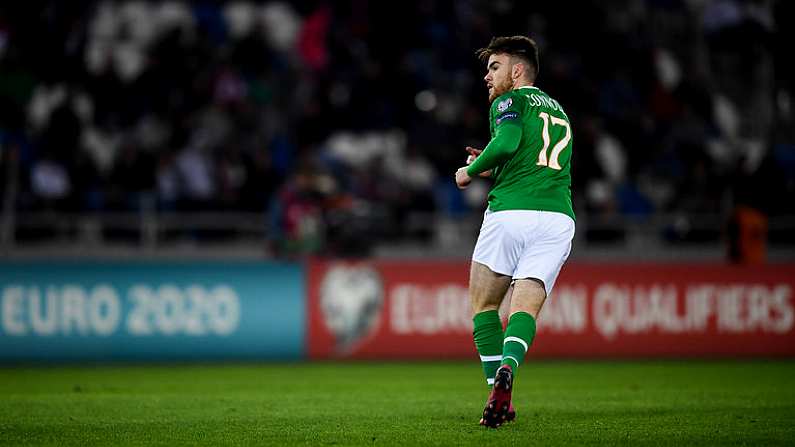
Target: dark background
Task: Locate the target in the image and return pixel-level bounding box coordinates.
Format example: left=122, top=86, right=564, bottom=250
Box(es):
left=0, top=0, right=792, bottom=259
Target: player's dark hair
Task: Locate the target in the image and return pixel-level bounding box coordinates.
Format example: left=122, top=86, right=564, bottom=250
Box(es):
left=477, top=36, right=539, bottom=82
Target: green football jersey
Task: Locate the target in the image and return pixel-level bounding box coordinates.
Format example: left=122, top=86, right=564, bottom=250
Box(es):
left=482, top=85, right=574, bottom=220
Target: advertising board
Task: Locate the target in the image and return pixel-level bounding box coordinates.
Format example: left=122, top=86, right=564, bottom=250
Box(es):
left=307, top=260, right=795, bottom=358
left=0, top=261, right=304, bottom=361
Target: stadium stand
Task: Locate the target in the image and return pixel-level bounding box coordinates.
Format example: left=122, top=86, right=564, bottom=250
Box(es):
left=0, top=0, right=792, bottom=259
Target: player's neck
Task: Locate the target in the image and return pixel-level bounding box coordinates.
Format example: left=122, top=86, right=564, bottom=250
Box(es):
left=512, top=80, right=534, bottom=90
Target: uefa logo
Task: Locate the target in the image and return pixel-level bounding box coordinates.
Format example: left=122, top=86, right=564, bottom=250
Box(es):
left=319, top=265, right=385, bottom=354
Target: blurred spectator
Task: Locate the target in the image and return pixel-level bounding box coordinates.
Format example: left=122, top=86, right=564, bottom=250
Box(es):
left=30, top=152, right=71, bottom=210
left=269, top=165, right=327, bottom=256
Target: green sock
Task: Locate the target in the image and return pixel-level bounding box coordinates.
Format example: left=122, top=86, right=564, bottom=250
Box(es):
left=472, top=310, right=504, bottom=387
left=501, top=312, right=537, bottom=370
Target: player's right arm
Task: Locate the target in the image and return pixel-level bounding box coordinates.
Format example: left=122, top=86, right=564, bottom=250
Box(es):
left=465, top=123, right=522, bottom=177
left=465, top=147, right=492, bottom=178
left=465, top=93, right=525, bottom=178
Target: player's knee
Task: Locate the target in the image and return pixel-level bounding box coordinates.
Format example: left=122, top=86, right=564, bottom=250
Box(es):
left=509, top=278, right=547, bottom=318
left=469, top=286, right=502, bottom=315
left=470, top=298, right=500, bottom=316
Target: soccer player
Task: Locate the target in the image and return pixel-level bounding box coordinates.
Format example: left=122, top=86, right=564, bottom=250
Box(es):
left=455, top=36, right=575, bottom=428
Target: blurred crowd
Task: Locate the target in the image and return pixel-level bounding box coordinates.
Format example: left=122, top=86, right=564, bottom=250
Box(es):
left=0, top=0, right=793, bottom=254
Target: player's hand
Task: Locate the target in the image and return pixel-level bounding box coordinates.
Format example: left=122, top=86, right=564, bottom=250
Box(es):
left=465, top=147, right=492, bottom=178
left=465, top=146, right=483, bottom=165
left=455, top=166, right=472, bottom=189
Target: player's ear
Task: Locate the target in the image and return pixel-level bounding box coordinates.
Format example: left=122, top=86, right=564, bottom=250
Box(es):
left=512, top=62, right=524, bottom=80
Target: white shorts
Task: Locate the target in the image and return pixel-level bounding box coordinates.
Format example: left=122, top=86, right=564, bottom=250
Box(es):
left=472, top=209, right=575, bottom=296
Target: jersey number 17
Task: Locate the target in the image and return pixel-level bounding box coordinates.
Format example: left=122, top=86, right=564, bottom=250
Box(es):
left=536, top=112, right=571, bottom=170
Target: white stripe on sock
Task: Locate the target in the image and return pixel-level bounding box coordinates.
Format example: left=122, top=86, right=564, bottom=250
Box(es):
left=503, top=355, right=520, bottom=368
left=486, top=377, right=495, bottom=385
left=504, top=336, right=528, bottom=352
left=479, top=354, right=502, bottom=362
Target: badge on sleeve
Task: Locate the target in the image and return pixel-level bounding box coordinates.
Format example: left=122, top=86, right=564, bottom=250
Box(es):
left=495, top=111, right=518, bottom=125
left=497, top=98, right=512, bottom=112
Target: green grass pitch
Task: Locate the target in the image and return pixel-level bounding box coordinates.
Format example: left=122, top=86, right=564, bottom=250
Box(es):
left=1, top=360, right=793, bottom=446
